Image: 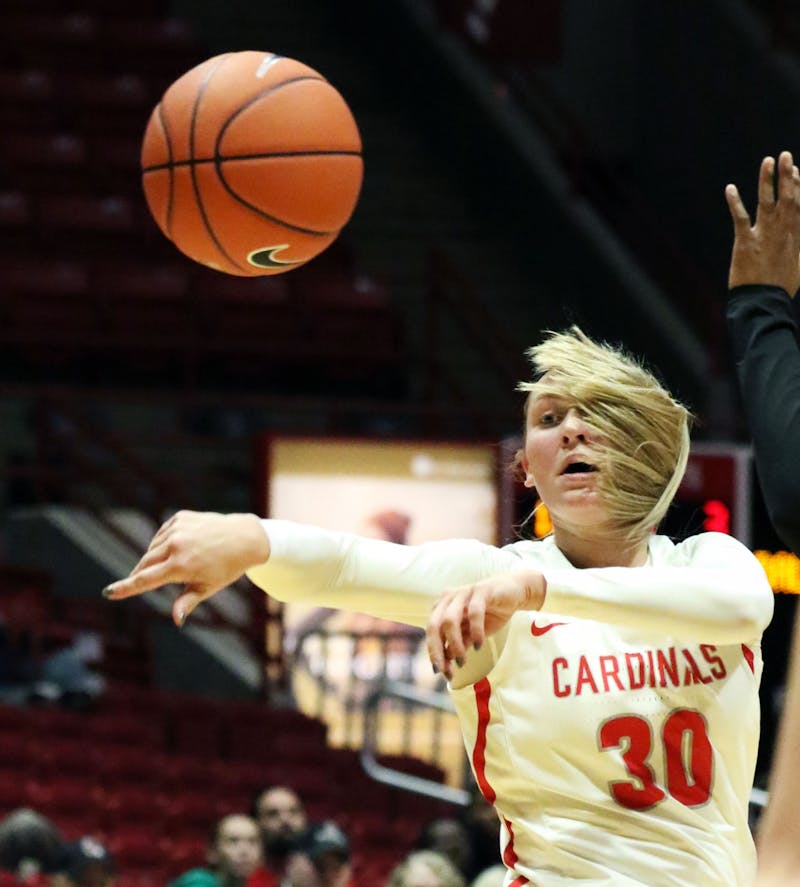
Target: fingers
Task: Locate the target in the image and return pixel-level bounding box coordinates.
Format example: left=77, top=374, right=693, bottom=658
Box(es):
left=128, top=536, right=170, bottom=578
left=725, top=183, right=750, bottom=230
left=777, top=150, right=796, bottom=203
left=103, top=511, right=194, bottom=599
left=757, top=155, right=777, bottom=213
left=173, top=587, right=204, bottom=627
left=103, top=555, right=188, bottom=599
left=426, top=590, right=467, bottom=679
left=426, top=585, right=489, bottom=679
left=467, top=593, right=488, bottom=652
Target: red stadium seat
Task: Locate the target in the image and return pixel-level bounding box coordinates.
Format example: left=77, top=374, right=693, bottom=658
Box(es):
left=96, top=785, right=169, bottom=829
left=93, top=746, right=164, bottom=787
left=36, top=738, right=102, bottom=782
left=59, top=72, right=155, bottom=135
left=156, top=693, right=226, bottom=758
left=0, top=190, right=35, bottom=251
left=0, top=774, right=37, bottom=813
left=84, top=711, right=165, bottom=749
left=0, top=704, right=28, bottom=736
left=0, top=132, right=88, bottom=193
left=106, top=825, right=163, bottom=871
left=1, top=260, right=98, bottom=352
left=159, top=754, right=219, bottom=792
left=26, top=706, right=91, bottom=743
left=101, top=17, right=201, bottom=76
left=1, top=13, right=101, bottom=69
left=0, top=732, right=38, bottom=773
left=192, top=272, right=298, bottom=357
left=0, top=69, right=56, bottom=132
left=27, top=777, right=103, bottom=820
left=160, top=790, right=229, bottom=830
left=88, top=135, right=144, bottom=193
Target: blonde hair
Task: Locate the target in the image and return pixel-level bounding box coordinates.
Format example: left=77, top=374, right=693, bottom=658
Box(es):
left=386, top=850, right=466, bottom=887
left=518, top=326, right=691, bottom=541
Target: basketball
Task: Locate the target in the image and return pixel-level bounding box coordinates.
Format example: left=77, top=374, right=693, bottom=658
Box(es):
left=140, top=51, right=363, bottom=276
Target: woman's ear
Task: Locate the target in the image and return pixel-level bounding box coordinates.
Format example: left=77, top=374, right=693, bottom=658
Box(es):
left=520, top=452, right=535, bottom=488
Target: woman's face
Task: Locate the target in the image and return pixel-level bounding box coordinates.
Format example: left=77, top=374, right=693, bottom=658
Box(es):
left=522, top=393, right=608, bottom=530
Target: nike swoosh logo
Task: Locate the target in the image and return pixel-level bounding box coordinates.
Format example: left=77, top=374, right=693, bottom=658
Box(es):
left=531, top=619, right=568, bottom=636
left=247, top=244, right=302, bottom=269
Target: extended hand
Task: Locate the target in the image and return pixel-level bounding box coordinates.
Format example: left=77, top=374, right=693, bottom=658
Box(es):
left=726, top=150, right=800, bottom=294
left=102, top=510, right=270, bottom=626
left=426, top=570, right=546, bottom=678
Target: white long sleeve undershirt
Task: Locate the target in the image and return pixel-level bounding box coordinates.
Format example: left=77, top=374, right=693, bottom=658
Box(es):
left=246, top=520, right=773, bottom=648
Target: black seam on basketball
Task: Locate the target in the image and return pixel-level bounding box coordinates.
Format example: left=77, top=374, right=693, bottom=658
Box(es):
left=142, top=150, right=362, bottom=174
left=214, top=163, right=336, bottom=237
left=213, top=77, right=350, bottom=237
left=190, top=54, right=249, bottom=273
left=156, top=102, right=174, bottom=237
left=217, top=76, right=328, bottom=146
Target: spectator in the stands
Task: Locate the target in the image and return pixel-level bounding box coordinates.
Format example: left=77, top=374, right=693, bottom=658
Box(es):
left=386, top=850, right=465, bottom=887
left=0, top=809, right=65, bottom=882
left=249, top=786, right=307, bottom=886
left=294, top=821, right=355, bottom=887
left=170, top=813, right=263, bottom=887
left=33, top=631, right=105, bottom=710
left=467, top=865, right=504, bottom=887
left=59, top=837, right=115, bottom=887
left=415, top=818, right=473, bottom=881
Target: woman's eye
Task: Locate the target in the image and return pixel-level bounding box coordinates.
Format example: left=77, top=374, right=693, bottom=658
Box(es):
left=539, top=412, right=558, bottom=425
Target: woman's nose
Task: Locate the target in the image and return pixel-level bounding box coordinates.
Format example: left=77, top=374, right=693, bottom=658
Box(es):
left=561, top=408, right=588, bottom=442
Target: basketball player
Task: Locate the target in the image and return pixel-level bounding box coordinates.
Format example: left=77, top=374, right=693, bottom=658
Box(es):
left=104, top=328, right=773, bottom=886
left=726, top=149, right=800, bottom=886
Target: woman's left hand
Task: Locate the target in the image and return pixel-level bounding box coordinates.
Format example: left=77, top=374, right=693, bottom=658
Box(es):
left=426, top=570, right=546, bottom=678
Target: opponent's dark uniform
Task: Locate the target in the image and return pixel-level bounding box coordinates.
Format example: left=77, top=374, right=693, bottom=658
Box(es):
left=727, top=284, right=800, bottom=556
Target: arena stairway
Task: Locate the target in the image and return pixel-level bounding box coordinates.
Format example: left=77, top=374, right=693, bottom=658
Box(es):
left=3, top=505, right=264, bottom=697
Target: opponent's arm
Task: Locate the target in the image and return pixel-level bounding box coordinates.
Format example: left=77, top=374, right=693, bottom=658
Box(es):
left=726, top=150, right=800, bottom=555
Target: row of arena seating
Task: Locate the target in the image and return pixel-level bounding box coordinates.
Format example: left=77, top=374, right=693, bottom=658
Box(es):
left=0, top=13, right=199, bottom=76
left=0, top=71, right=167, bottom=139
left=0, top=695, right=453, bottom=884
left=0, top=0, right=408, bottom=397
left=0, top=568, right=454, bottom=883
left=0, top=255, right=403, bottom=392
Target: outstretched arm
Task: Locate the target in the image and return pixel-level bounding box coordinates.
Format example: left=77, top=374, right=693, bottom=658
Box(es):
left=726, top=150, right=800, bottom=554
left=103, top=511, right=523, bottom=632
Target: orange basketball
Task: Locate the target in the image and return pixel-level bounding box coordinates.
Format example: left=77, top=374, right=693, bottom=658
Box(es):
left=141, top=51, right=363, bottom=276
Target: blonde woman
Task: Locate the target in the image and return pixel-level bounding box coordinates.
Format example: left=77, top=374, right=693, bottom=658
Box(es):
left=386, top=850, right=465, bottom=887
left=105, top=328, right=773, bottom=886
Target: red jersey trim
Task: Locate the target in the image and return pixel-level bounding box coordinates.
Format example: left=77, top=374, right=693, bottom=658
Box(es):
left=473, top=681, right=528, bottom=886
left=472, top=677, right=496, bottom=803
left=502, top=817, right=519, bottom=867
left=742, top=643, right=755, bottom=674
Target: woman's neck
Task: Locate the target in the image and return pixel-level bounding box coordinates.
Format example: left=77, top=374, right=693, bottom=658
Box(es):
left=552, top=525, right=650, bottom=569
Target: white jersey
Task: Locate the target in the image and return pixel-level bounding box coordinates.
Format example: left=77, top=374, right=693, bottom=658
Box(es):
left=248, top=523, right=774, bottom=887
